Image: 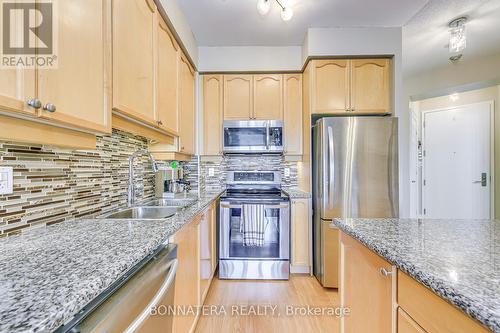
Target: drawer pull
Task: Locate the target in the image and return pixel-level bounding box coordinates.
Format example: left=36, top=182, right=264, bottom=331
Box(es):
left=380, top=267, right=393, bottom=277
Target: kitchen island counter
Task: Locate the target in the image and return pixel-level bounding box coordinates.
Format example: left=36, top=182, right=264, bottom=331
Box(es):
left=332, top=218, right=500, bottom=332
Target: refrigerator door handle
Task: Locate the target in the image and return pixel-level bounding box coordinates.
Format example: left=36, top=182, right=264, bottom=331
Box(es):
left=327, top=126, right=335, bottom=208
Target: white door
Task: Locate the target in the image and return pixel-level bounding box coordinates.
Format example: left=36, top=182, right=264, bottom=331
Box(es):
left=423, top=102, right=492, bottom=219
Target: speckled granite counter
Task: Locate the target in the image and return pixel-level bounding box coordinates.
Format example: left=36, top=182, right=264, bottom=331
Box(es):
left=0, top=190, right=223, bottom=333
left=282, top=188, right=311, bottom=199
left=332, top=218, right=500, bottom=332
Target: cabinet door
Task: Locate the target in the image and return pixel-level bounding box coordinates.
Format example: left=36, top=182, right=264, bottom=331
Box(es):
left=253, top=74, right=283, bottom=120
left=156, top=15, right=179, bottom=135
left=210, top=202, right=217, bottom=273
left=223, top=75, right=252, bottom=120
left=199, top=207, right=213, bottom=302
left=284, top=74, right=302, bottom=155
left=178, top=56, right=195, bottom=154
left=38, top=0, right=111, bottom=133
left=312, top=59, right=349, bottom=114
left=350, top=59, right=391, bottom=114
left=113, top=0, right=156, bottom=125
left=398, top=308, right=426, bottom=333
left=173, top=217, right=200, bottom=333
left=340, top=232, right=394, bottom=333
left=291, top=199, right=309, bottom=267
left=0, top=70, right=35, bottom=116
left=202, top=75, right=223, bottom=155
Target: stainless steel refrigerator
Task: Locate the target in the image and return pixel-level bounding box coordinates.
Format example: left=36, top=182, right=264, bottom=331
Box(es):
left=312, top=117, right=399, bottom=288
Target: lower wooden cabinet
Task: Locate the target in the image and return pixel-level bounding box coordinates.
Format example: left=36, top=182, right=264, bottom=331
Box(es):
left=398, top=271, right=490, bottom=333
left=398, top=308, right=426, bottom=333
left=339, top=232, right=394, bottom=333
left=290, top=198, right=310, bottom=273
left=172, top=202, right=217, bottom=333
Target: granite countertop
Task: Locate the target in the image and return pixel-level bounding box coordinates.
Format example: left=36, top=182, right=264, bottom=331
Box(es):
left=282, top=187, right=311, bottom=199
left=332, top=218, right=500, bottom=332
left=0, top=190, right=223, bottom=333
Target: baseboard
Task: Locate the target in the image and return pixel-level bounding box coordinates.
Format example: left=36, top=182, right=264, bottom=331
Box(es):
left=290, top=265, right=310, bottom=274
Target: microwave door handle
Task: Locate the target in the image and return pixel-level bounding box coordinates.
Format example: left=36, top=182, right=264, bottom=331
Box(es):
left=266, top=121, right=270, bottom=150
left=124, top=259, right=178, bottom=333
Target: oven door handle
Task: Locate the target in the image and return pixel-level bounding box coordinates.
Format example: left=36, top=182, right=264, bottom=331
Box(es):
left=220, top=203, right=289, bottom=209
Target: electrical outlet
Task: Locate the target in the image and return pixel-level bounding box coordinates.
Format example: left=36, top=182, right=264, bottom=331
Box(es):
left=208, top=167, right=215, bottom=177
left=0, top=167, right=13, bottom=195
left=284, top=168, right=290, bottom=177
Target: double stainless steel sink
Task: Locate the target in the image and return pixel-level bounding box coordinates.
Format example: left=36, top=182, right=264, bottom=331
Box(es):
left=100, top=198, right=197, bottom=220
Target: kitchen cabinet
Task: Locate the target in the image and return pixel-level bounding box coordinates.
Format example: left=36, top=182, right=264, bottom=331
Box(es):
left=398, top=271, right=490, bottom=333
left=397, top=308, right=426, bottom=333
left=173, top=215, right=201, bottom=333
left=310, top=58, right=391, bottom=115
left=350, top=59, right=391, bottom=114
left=223, top=74, right=253, bottom=120
left=200, top=202, right=216, bottom=302
left=253, top=74, right=283, bottom=120
left=156, top=14, right=179, bottom=135
left=340, top=232, right=394, bottom=333
left=0, top=69, right=35, bottom=116
left=313, top=59, right=350, bottom=114
left=284, top=74, right=303, bottom=156
left=178, top=55, right=196, bottom=154
left=38, top=0, right=111, bottom=133
left=112, top=0, right=156, bottom=126
left=290, top=198, right=310, bottom=272
left=202, top=75, right=223, bottom=156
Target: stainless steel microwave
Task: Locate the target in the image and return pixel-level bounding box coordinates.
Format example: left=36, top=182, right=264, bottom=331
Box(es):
left=223, top=120, right=284, bottom=154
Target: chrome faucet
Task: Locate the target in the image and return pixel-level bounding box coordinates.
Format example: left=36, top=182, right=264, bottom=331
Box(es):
left=128, top=149, right=158, bottom=207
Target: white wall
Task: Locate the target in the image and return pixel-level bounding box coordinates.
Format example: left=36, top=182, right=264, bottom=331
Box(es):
left=198, top=46, right=303, bottom=72
left=158, top=0, right=199, bottom=65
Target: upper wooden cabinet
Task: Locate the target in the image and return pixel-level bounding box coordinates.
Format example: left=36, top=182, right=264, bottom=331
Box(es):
left=310, top=58, right=391, bottom=115
left=0, top=69, right=35, bottom=116
left=202, top=75, right=223, bottom=156
left=178, top=56, right=195, bottom=154
left=223, top=75, right=253, bottom=120
left=253, top=74, right=283, bottom=120
left=156, top=14, right=179, bottom=135
left=284, top=74, right=302, bottom=156
left=112, top=0, right=156, bottom=125
left=340, top=232, right=394, bottom=333
left=313, top=59, right=350, bottom=114
left=350, top=59, right=391, bottom=114
left=38, top=0, right=111, bottom=133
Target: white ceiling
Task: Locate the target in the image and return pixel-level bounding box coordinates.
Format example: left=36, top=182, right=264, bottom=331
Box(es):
left=177, top=0, right=428, bottom=46
left=403, top=0, right=500, bottom=77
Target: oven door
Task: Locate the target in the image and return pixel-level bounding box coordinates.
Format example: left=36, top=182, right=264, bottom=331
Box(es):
left=219, top=201, right=290, bottom=260
left=223, top=120, right=268, bottom=153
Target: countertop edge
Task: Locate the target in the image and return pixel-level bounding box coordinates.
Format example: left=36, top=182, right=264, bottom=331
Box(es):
left=331, top=219, right=498, bottom=332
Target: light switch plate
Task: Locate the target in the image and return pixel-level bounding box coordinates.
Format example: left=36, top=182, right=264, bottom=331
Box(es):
left=284, top=168, right=290, bottom=177
left=208, top=168, right=215, bottom=177
left=0, top=167, right=13, bottom=195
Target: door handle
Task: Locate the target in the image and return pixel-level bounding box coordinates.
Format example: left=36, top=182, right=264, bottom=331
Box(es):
left=472, top=173, right=487, bottom=187
left=327, top=126, right=335, bottom=208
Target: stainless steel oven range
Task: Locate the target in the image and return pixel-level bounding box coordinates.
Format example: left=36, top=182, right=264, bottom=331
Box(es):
left=219, top=171, right=290, bottom=280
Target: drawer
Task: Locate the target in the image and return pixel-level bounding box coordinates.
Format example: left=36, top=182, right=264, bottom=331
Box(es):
left=397, top=271, right=490, bottom=333
left=398, top=307, right=426, bottom=333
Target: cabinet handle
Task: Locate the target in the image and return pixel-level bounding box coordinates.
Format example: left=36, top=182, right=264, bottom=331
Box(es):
left=42, top=103, right=56, bottom=112
left=157, top=120, right=163, bottom=126
left=380, top=268, right=393, bottom=277
left=27, top=98, right=42, bottom=109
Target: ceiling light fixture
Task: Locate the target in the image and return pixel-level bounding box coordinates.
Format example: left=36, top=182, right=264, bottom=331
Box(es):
left=448, top=17, right=467, bottom=53
left=256, top=0, right=271, bottom=16
left=256, top=0, right=294, bottom=21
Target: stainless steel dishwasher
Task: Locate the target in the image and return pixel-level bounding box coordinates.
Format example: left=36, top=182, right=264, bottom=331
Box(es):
left=69, top=244, right=178, bottom=333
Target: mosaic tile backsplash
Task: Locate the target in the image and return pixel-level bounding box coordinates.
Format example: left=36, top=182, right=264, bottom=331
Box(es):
left=0, top=129, right=194, bottom=237
left=200, top=154, right=298, bottom=192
